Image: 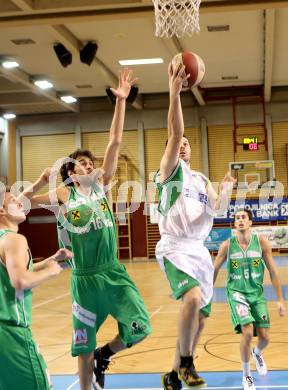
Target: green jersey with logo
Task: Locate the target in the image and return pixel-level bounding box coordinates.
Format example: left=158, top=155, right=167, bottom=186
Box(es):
left=0, top=229, right=33, bottom=327
left=57, top=185, right=118, bottom=271
left=227, top=233, right=265, bottom=295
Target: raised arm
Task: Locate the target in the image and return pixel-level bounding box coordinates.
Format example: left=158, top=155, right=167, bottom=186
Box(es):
left=259, top=235, right=286, bottom=316
left=2, top=234, right=72, bottom=290
left=213, top=239, right=229, bottom=284
left=101, top=68, right=137, bottom=185
left=159, top=62, right=188, bottom=183
left=18, top=168, right=68, bottom=209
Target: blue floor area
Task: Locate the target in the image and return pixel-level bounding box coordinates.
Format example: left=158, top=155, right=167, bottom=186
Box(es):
left=52, top=371, right=288, bottom=389
left=213, top=285, right=288, bottom=302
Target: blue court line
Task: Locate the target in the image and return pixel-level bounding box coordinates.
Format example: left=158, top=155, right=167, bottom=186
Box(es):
left=52, top=370, right=288, bottom=390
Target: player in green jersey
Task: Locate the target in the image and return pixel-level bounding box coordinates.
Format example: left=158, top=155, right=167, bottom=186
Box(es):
left=214, top=209, right=286, bottom=390
left=0, top=187, right=72, bottom=390
left=21, top=68, right=152, bottom=390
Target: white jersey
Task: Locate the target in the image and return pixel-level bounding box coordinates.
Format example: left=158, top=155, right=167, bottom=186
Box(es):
left=154, top=159, right=214, bottom=241
left=154, top=160, right=214, bottom=308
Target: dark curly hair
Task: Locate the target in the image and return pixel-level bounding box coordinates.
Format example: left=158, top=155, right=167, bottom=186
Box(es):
left=60, top=149, right=96, bottom=186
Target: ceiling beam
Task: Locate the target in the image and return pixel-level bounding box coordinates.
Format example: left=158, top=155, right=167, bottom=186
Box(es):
left=9, top=0, right=33, bottom=11
left=0, top=92, right=48, bottom=105
left=191, top=86, right=206, bottom=106
left=264, top=9, right=275, bottom=102
left=34, top=0, right=141, bottom=11
left=0, top=67, right=79, bottom=112
left=1, top=1, right=288, bottom=26
left=51, top=25, right=143, bottom=109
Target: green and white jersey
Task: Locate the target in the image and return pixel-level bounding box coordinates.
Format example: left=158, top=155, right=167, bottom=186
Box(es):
left=227, top=233, right=265, bottom=295
left=57, top=184, right=118, bottom=272
left=155, top=159, right=214, bottom=241
left=0, top=230, right=33, bottom=327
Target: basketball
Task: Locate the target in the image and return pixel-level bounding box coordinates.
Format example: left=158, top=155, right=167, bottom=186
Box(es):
left=171, top=51, right=205, bottom=89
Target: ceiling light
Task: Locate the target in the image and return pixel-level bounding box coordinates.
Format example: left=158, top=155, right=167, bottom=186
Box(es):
left=2, top=61, right=20, bottom=69
left=34, top=80, right=54, bottom=90
left=60, top=95, right=77, bottom=104
left=119, top=58, right=164, bottom=66
left=3, top=113, right=16, bottom=120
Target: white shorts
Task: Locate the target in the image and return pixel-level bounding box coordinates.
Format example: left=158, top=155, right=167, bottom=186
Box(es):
left=156, top=235, right=213, bottom=309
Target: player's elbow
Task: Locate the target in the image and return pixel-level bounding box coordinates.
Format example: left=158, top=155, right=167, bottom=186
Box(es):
left=11, top=278, right=25, bottom=290
left=10, top=275, right=30, bottom=290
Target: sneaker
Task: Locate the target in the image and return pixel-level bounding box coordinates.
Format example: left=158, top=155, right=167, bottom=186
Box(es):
left=242, top=376, right=256, bottom=390
left=92, top=348, right=111, bottom=390
left=162, top=372, right=183, bottom=390
left=178, top=363, right=206, bottom=388
left=252, top=348, right=267, bottom=375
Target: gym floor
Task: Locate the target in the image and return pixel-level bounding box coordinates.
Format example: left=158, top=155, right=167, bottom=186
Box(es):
left=31, top=259, right=288, bottom=390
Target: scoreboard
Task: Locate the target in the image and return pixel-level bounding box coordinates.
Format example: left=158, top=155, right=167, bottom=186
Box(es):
left=243, top=136, right=259, bottom=151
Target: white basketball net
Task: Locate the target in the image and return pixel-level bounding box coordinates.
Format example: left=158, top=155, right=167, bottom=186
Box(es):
left=152, top=0, right=201, bottom=38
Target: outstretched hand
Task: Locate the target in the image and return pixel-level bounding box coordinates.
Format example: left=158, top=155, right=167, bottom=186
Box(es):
left=219, top=171, right=237, bottom=193
left=110, top=68, right=138, bottom=99
left=168, top=60, right=190, bottom=95
left=39, top=167, right=56, bottom=186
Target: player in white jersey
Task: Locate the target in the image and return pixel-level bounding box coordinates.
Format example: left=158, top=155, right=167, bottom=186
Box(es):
left=155, top=61, right=236, bottom=389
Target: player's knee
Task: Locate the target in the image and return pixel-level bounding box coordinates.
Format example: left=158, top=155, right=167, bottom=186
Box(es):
left=242, top=325, right=253, bottom=342
left=183, top=289, right=201, bottom=307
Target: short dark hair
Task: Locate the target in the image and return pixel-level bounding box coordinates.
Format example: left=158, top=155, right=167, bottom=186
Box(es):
left=234, top=208, right=253, bottom=221
left=165, top=134, right=189, bottom=146
left=60, top=149, right=96, bottom=186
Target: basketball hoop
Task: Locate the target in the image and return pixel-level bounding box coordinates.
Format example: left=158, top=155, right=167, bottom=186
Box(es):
left=152, top=0, right=201, bottom=38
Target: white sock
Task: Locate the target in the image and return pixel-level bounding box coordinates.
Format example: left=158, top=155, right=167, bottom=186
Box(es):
left=242, top=362, right=251, bottom=377
left=254, top=346, right=262, bottom=356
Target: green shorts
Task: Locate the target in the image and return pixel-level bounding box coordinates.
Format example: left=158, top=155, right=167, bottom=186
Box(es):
left=71, top=263, right=152, bottom=356
left=0, top=324, right=52, bottom=390
left=227, top=290, right=270, bottom=334
left=164, top=258, right=212, bottom=317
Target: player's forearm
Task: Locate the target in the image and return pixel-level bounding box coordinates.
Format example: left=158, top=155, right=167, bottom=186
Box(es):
left=33, top=258, right=52, bottom=271
left=213, top=269, right=219, bottom=284
left=271, top=273, right=284, bottom=302
left=18, top=178, right=45, bottom=204
left=109, top=97, right=126, bottom=144
left=214, top=186, right=233, bottom=213
left=168, top=94, right=184, bottom=140
left=213, top=263, right=222, bottom=284
left=12, top=268, right=55, bottom=290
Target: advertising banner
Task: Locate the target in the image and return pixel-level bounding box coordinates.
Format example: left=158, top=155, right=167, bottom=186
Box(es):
left=215, top=198, right=288, bottom=223
left=205, top=228, right=232, bottom=250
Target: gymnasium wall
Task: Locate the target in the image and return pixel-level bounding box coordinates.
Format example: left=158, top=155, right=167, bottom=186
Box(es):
left=0, top=118, right=6, bottom=181
left=272, top=122, right=288, bottom=192
left=22, top=133, right=76, bottom=190
left=4, top=101, right=288, bottom=258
